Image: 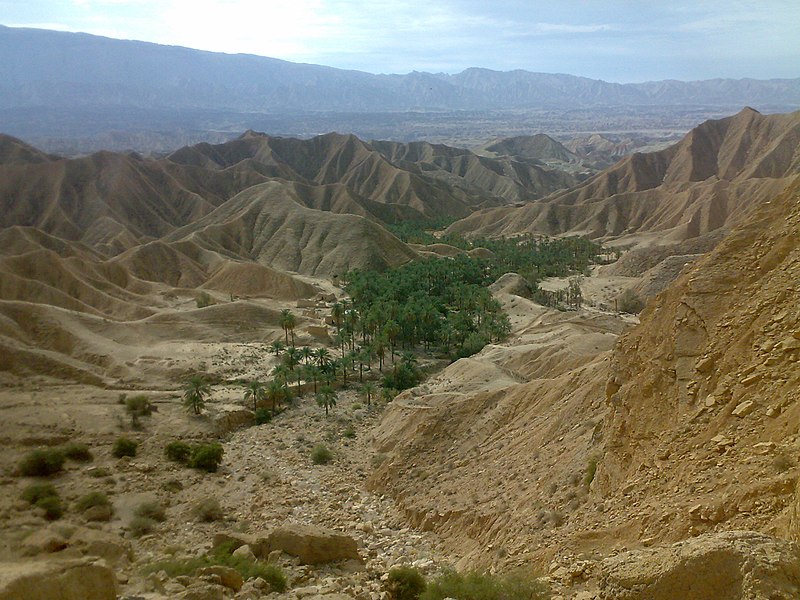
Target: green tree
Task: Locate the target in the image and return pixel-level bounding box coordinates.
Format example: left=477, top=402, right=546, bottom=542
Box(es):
left=268, top=339, right=285, bottom=357
left=280, top=309, right=297, bottom=346
left=316, top=385, right=337, bottom=416
left=243, top=380, right=266, bottom=415
left=266, top=379, right=286, bottom=416
left=360, top=381, right=377, bottom=408
left=183, top=375, right=210, bottom=415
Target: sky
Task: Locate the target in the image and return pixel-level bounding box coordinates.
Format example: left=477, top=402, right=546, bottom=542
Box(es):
left=2, top=0, right=799, bottom=82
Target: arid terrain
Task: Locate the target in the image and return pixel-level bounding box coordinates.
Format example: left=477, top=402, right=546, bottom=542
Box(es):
left=1, top=106, right=800, bottom=600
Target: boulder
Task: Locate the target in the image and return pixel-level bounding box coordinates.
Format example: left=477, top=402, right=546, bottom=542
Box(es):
left=195, top=566, right=243, bottom=592
left=598, top=531, right=800, bottom=600
left=212, top=404, right=254, bottom=435
left=21, top=527, right=69, bottom=556
left=176, top=582, right=225, bottom=600
left=266, top=524, right=362, bottom=565
left=0, top=558, right=116, bottom=600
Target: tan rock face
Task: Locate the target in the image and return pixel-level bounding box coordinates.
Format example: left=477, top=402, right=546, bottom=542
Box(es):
left=599, top=531, right=800, bottom=600
left=0, top=559, right=117, bottom=600
left=266, top=524, right=362, bottom=565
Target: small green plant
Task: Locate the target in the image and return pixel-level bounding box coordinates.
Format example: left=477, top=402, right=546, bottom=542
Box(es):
left=129, top=516, right=157, bottom=538
left=164, top=441, right=192, bottom=464
left=135, top=501, right=166, bottom=522
left=162, top=478, right=183, bottom=493
left=191, top=497, right=223, bottom=522
left=255, top=407, right=272, bottom=425
left=61, top=442, right=93, bottom=462
left=112, top=437, right=138, bottom=458
left=386, top=566, right=427, bottom=600
left=311, top=444, right=333, bottom=465
left=343, top=425, right=356, bottom=439
left=196, top=291, right=213, bottom=308
left=420, top=569, right=549, bottom=600
left=142, top=546, right=287, bottom=592
left=75, top=491, right=111, bottom=512
left=88, top=467, right=111, bottom=478
left=584, top=457, right=598, bottom=486
left=189, top=443, right=224, bottom=472
left=125, top=395, right=154, bottom=428
left=36, top=496, right=64, bottom=521
left=18, top=448, right=66, bottom=476
left=618, top=289, right=645, bottom=314
left=21, top=483, right=58, bottom=504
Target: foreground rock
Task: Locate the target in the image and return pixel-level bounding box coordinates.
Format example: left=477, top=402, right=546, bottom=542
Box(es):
left=267, top=524, right=363, bottom=565
left=0, top=558, right=116, bottom=600
left=598, top=531, right=800, bottom=600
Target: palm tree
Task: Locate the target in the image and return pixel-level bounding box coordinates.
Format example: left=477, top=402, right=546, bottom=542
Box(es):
left=271, top=364, right=292, bottom=398
left=300, top=346, right=314, bottom=365
left=304, top=364, right=322, bottom=394
left=243, top=380, right=266, bottom=414
left=316, top=384, right=337, bottom=416
left=268, top=340, right=285, bottom=357
left=266, top=379, right=286, bottom=416
left=183, top=375, right=210, bottom=415
left=360, top=381, right=377, bottom=408
left=283, top=347, right=302, bottom=390
left=280, top=309, right=297, bottom=346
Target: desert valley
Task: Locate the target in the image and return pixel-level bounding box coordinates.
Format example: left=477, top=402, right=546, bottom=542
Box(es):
left=1, top=20, right=800, bottom=600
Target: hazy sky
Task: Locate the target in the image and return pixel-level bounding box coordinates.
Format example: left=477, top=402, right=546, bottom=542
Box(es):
left=3, top=0, right=799, bottom=82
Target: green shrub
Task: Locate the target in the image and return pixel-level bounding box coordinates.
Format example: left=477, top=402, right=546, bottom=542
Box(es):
left=75, top=491, right=111, bottom=512
left=584, top=457, right=598, bottom=486
left=112, top=437, right=138, bottom=458
left=618, top=289, right=645, bottom=314
left=311, top=444, right=333, bottom=465
left=129, top=516, right=157, bottom=538
left=18, top=448, right=66, bottom=477
left=421, top=569, right=549, bottom=600
left=135, top=501, right=166, bottom=522
left=21, top=483, right=58, bottom=504
left=36, top=496, right=64, bottom=521
left=386, top=566, right=427, bottom=600
left=255, top=408, right=272, bottom=425
left=191, top=497, right=223, bottom=522
left=125, top=394, right=153, bottom=417
left=88, top=467, right=111, bottom=478
left=189, top=443, right=224, bottom=472
left=196, top=292, right=213, bottom=308
left=343, top=426, right=356, bottom=439
left=164, top=441, right=192, bottom=464
left=143, top=547, right=287, bottom=593
left=62, top=442, right=93, bottom=462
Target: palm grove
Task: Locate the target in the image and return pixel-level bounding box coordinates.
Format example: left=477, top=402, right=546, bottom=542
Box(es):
left=185, top=235, right=602, bottom=418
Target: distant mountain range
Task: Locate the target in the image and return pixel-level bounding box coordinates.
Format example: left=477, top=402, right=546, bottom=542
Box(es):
left=1, top=25, right=800, bottom=153
left=2, top=25, right=799, bottom=113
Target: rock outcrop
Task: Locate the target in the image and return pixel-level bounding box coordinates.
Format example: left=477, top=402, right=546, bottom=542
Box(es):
left=0, top=558, right=117, bottom=600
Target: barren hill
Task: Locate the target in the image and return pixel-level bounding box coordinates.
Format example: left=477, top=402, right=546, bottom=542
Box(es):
left=448, top=109, right=800, bottom=253
left=368, top=171, right=800, bottom=574
left=480, top=133, right=578, bottom=165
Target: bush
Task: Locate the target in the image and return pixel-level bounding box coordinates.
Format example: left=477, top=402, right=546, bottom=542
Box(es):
left=191, top=497, right=223, bottom=522
left=196, top=292, right=213, bottom=308
left=112, top=437, right=138, bottom=458
left=62, top=442, right=93, bottom=462
left=420, top=569, right=549, bottom=600
left=75, top=491, right=111, bottom=512
left=618, top=289, right=645, bottom=314
left=164, top=441, right=192, bottom=464
left=311, top=444, right=333, bottom=465
left=255, top=408, right=272, bottom=425
left=21, top=483, right=58, bottom=504
left=88, top=467, right=111, bottom=478
left=343, top=426, right=356, bottom=439
left=381, top=364, right=421, bottom=391
left=36, top=496, right=64, bottom=521
left=129, top=516, right=157, bottom=538
left=125, top=394, right=153, bottom=417
left=189, top=443, right=224, bottom=472
left=135, top=501, right=166, bottom=522
left=18, top=448, right=66, bottom=477
left=584, top=457, right=598, bottom=486
left=386, top=566, right=427, bottom=600
left=143, top=550, right=287, bottom=593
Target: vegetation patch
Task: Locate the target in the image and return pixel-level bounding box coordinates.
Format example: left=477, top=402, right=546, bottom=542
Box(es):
left=191, top=497, right=223, bottom=522
left=189, top=443, right=224, bottom=472
left=164, top=441, right=192, bottom=464
left=74, top=491, right=111, bottom=512
left=61, top=442, right=93, bottom=462
left=420, top=569, right=549, bottom=600
left=112, top=437, right=138, bottom=458
left=135, top=501, right=166, bottom=522
left=142, top=544, right=287, bottom=592
left=386, top=566, right=427, bottom=600
left=18, top=448, right=66, bottom=477
left=311, top=444, right=333, bottom=465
